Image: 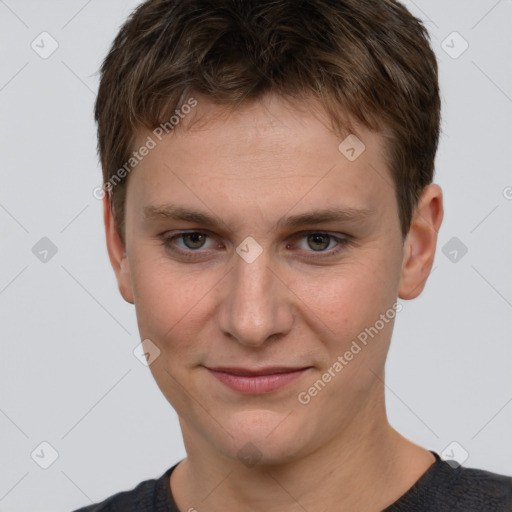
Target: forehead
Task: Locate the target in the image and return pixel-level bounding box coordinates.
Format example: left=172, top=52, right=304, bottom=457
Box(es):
left=127, top=94, right=395, bottom=227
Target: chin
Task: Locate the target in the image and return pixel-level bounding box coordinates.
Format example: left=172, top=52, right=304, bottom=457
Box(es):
left=214, top=408, right=316, bottom=467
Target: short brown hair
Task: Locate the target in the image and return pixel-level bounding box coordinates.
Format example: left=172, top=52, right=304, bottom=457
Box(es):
left=95, top=0, right=441, bottom=244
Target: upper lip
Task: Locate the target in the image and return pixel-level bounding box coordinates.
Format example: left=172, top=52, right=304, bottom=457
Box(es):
left=205, top=366, right=310, bottom=376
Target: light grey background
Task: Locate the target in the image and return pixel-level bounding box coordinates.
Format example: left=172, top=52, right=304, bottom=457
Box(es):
left=1, top=1, right=511, bottom=511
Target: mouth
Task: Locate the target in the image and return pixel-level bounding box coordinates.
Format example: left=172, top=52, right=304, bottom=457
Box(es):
left=204, top=366, right=311, bottom=394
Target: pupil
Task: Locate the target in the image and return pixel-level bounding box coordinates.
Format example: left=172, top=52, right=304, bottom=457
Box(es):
left=184, top=233, right=205, bottom=248
left=309, top=234, right=329, bottom=251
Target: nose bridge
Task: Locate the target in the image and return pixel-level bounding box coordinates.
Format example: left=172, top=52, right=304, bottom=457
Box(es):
left=218, top=245, right=291, bottom=346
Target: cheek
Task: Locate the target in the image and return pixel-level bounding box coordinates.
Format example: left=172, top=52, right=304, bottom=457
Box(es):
left=128, top=252, right=219, bottom=344
left=132, top=267, right=178, bottom=335
left=293, top=263, right=387, bottom=329
left=290, top=250, right=400, bottom=357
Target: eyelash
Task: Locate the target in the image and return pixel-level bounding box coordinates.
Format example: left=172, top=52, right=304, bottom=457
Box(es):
left=159, top=231, right=353, bottom=261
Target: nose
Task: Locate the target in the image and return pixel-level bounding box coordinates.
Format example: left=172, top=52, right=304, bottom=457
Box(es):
left=216, top=246, right=294, bottom=348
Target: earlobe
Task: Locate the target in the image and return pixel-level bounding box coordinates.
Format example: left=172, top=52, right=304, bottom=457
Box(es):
left=398, top=184, right=444, bottom=300
left=103, top=194, right=135, bottom=305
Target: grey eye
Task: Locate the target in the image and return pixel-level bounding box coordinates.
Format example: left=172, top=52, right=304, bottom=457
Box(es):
left=181, top=232, right=208, bottom=249
left=306, top=233, right=332, bottom=251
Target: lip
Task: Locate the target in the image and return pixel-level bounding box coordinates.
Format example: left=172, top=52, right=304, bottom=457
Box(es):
left=205, top=366, right=311, bottom=394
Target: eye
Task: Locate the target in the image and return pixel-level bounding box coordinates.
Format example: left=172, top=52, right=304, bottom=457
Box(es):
left=178, top=232, right=209, bottom=250
left=289, top=231, right=352, bottom=258
left=303, top=233, right=334, bottom=251
left=162, top=231, right=218, bottom=254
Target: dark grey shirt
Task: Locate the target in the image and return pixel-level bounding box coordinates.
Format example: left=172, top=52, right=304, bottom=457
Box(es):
left=72, top=452, right=512, bottom=511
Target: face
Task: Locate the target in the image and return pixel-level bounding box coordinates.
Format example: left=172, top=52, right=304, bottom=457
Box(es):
left=105, top=93, right=439, bottom=466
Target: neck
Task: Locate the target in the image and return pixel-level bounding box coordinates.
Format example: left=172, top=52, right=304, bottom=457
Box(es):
left=170, top=384, right=435, bottom=512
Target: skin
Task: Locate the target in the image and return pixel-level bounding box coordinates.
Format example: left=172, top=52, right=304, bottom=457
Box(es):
left=104, top=93, right=443, bottom=511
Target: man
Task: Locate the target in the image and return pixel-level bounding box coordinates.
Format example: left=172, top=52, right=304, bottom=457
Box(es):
left=74, top=0, right=512, bottom=510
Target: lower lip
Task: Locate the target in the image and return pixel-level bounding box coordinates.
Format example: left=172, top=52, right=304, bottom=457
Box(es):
left=206, top=368, right=309, bottom=394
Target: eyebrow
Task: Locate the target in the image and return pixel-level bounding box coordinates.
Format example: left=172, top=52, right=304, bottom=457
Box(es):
left=143, top=204, right=375, bottom=229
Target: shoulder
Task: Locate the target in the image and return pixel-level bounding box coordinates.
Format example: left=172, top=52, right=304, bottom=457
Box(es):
left=387, top=455, right=512, bottom=512
left=445, top=464, right=512, bottom=511
left=70, top=465, right=177, bottom=512
left=416, top=460, right=512, bottom=512
left=71, top=478, right=159, bottom=512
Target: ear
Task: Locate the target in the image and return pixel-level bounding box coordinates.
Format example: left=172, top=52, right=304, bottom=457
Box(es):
left=103, top=194, right=135, bottom=304
left=398, top=184, right=444, bottom=300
